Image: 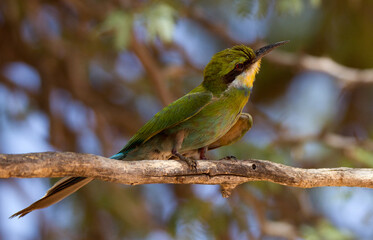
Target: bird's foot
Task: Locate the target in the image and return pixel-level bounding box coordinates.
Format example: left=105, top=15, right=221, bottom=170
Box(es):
left=173, top=151, right=197, bottom=170
left=198, top=147, right=208, bottom=160
left=220, top=155, right=237, bottom=160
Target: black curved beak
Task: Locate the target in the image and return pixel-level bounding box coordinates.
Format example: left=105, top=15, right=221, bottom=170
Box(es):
left=253, top=40, right=290, bottom=63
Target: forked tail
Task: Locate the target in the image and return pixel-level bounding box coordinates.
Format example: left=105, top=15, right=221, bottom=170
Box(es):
left=10, top=177, right=93, bottom=218
left=10, top=152, right=126, bottom=218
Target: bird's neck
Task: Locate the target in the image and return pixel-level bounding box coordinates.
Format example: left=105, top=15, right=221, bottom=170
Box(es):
left=224, top=86, right=251, bottom=109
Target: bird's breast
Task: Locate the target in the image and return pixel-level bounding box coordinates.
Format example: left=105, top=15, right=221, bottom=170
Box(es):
left=175, top=91, right=249, bottom=152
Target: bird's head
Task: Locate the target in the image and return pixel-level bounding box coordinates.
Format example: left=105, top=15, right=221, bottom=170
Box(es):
left=202, top=41, right=289, bottom=95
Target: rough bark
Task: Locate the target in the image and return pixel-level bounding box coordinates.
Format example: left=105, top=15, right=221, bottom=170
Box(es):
left=1, top=152, right=373, bottom=197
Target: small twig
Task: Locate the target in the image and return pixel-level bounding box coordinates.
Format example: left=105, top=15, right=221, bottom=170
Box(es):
left=1, top=152, right=373, bottom=196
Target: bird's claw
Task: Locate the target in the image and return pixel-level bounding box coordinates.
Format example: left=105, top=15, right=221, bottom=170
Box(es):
left=183, top=157, right=197, bottom=170
left=174, top=152, right=197, bottom=170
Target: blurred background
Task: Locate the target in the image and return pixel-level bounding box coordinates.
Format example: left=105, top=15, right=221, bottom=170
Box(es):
left=1, top=0, right=373, bottom=239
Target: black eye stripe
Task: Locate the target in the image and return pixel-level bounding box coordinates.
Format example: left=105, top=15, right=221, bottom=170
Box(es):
left=223, top=60, right=250, bottom=84
left=223, top=69, right=241, bottom=84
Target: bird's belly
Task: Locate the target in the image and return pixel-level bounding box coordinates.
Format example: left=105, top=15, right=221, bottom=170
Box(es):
left=123, top=133, right=174, bottom=160
left=180, top=117, right=237, bottom=151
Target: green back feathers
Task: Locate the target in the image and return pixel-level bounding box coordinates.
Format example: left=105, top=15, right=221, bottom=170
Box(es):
left=117, top=89, right=212, bottom=156
left=202, top=45, right=256, bottom=94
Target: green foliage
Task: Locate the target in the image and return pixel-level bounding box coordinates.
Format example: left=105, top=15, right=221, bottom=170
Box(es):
left=100, top=10, right=133, bottom=50
left=352, top=147, right=373, bottom=167
left=143, top=2, right=176, bottom=43
left=100, top=2, right=176, bottom=50
left=236, top=0, right=321, bottom=18
left=301, top=220, right=354, bottom=240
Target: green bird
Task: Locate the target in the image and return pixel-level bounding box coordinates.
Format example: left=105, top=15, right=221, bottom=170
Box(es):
left=11, top=40, right=288, bottom=218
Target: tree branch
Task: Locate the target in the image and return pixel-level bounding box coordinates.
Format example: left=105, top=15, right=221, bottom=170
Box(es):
left=2, top=152, right=373, bottom=197
left=130, top=35, right=174, bottom=106
left=267, top=51, right=373, bottom=87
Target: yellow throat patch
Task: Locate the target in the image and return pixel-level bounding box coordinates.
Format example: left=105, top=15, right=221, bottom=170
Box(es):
left=234, top=60, right=261, bottom=89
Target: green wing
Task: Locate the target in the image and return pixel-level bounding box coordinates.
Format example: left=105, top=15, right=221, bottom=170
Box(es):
left=118, top=90, right=212, bottom=155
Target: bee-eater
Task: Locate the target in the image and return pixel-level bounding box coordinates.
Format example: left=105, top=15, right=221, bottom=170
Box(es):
left=11, top=40, right=289, bottom=218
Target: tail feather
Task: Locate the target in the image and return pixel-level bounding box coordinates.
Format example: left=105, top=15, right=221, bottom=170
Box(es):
left=10, top=177, right=93, bottom=218
left=10, top=152, right=126, bottom=218
left=46, top=177, right=87, bottom=196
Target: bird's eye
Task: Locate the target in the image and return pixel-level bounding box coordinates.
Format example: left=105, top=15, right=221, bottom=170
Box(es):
left=235, top=63, right=244, bottom=71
